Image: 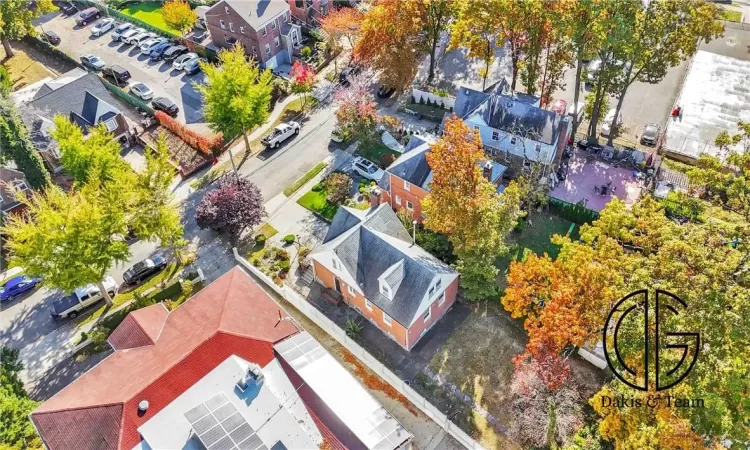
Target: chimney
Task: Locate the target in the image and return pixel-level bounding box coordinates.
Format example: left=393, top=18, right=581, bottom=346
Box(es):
left=369, top=187, right=381, bottom=208
left=483, top=161, right=493, bottom=182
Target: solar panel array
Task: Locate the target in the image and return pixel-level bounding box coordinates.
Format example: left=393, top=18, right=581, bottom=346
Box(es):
left=185, top=393, right=268, bottom=450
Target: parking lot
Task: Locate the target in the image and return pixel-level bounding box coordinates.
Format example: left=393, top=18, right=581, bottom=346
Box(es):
left=552, top=57, right=689, bottom=148
left=36, top=11, right=210, bottom=132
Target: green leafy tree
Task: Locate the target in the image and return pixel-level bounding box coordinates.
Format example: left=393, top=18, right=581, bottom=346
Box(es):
left=605, top=0, right=724, bottom=145
left=5, top=180, right=131, bottom=308
left=131, top=134, right=186, bottom=264
left=0, top=98, right=50, bottom=189
left=0, top=66, right=11, bottom=96
left=51, top=115, right=132, bottom=186
left=1, top=346, right=42, bottom=450
left=422, top=0, right=455, bottom=83
left=197, top=44, right=273, bottom=156
left=0, top=0, right=56, bottom=57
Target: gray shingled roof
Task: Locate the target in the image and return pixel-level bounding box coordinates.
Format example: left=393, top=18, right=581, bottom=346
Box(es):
left=384, top=137, right=432, bottom=189
left=29, top=73, right=122, bottom=128
left=453, top=87, right=490, bottom=118
left=212, top=0, right=288, bottom=31
left=319, top=205, right=455, bottom=327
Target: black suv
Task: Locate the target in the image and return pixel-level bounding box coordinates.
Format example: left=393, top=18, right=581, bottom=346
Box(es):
left=152, top=97, right=179, bottom=117
left=58, top=1, right=77, bottom=15
left=102, top=65, right=131, bottom=84
left=75, top=7, right=100, bottom=26
left=162, top=45, right=188, bottom=62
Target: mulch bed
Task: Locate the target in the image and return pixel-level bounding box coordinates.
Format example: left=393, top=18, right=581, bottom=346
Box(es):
left=139, top=126, right=212, bottom=177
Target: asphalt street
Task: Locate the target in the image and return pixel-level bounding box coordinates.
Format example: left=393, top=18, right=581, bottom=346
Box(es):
left=35, top=11, right=209, bottom=131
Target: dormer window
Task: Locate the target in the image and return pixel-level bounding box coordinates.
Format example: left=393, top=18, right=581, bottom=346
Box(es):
left=378, top=259, right=404, bottom=301
left=428, top=278, right=441, bottom=297
left=379, top=281, right=392, bottom=300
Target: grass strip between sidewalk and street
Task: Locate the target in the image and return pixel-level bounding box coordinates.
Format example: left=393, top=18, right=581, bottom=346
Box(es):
left=720, top=7, right=742, bottom=22
left=283, top=162, right=328, bottom=196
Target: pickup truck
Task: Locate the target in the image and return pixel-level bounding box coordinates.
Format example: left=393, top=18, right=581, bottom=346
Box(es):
left=50, top=277, right=118, bottom=320
left=261, top=122, right=300, bottom=149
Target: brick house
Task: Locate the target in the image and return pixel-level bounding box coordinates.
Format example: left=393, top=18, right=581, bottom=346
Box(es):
left=377, top=135, right=507, bottom=222
left=205, top=0, right=302, bottom=70
left=446, top=81, right=572, bottom=173
left=288, top=0, right=329, bottom=26
left=309, top=204, right=459, bottom=351
left=31, top=267, right=413, bottom=450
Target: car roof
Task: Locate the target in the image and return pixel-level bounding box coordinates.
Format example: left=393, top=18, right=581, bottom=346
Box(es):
left=46, top=30, right=59, bottom=36
left=109, top=64, right=127, bottom=72
left=133, top=82, right=147, bottom=89
left=2, top=276, right=26, bottom=289
left=155, top=97, right=174, bottom=106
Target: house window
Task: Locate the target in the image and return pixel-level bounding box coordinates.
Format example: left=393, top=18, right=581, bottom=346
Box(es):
left=229, top=22, right=234, bottom=32
left=379, top=281, right=392, bottom=300
left=252, top=46, right=257, bottom=57
left=382, top=312, right=392, bottom=326
left=271, top=20, right=277, bottom=30
left=225, top=5, right=229, bottom=14
left=435, top=278, right=441, bottom=289
left=292, top=30, right=298, bottom=45
left=104, top=118, right=118, bottom=132
left=11, top=180, right=29, bottom=192
left=510, top=137, right=517, bottom=145
left=262, top=26, right=267, bottom=36
left=220, top=20, right=225, bottom=29
left=365, top=299, right=373, bottom=311
left=395, top=195, right=401, bottom=206
left=406, top=201, right=413, bottom=211
left=274, top=36, right=280, bottom=48
left=423, top=307, right=431, bottom=323
left=438, top=291, right=446, bottom=307
left=404, top=180, right=410, bottom=191
left=428, top=285, right=435, bottom=297
left=347, top=285, right=355, bottom=295
left=240, top=26, right=245, bottom=34
left=492, top=130, right=500, bottom=141
left=265, top=43, right=271, bottom=55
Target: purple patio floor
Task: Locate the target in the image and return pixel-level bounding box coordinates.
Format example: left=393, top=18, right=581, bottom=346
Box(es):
left=551, top=150, right=643, bottom=212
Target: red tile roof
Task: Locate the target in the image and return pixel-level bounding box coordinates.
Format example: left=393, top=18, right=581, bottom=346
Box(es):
left=32, top=267, right=299, bottom=450
left=107, top=303, right=169, bottom=351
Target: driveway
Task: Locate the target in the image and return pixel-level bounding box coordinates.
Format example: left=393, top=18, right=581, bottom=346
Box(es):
left=35, top=11, right=209, bottom=131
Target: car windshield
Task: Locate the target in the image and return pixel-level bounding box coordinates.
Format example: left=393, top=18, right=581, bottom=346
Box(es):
left=368, top=166, right=378, bottom=174
left=91, top=56, right=101, bottom=63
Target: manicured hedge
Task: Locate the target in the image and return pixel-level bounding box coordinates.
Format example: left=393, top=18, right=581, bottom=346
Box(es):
left=548, top=197, right=599, bottom=225
left=154, top=111, right=223, bottom=155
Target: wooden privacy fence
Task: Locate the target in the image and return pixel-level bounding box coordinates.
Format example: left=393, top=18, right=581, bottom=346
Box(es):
left=232, top=248, right=487, bottom=450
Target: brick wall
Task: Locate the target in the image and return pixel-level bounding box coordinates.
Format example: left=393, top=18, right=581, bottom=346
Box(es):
left=313, top=260, right=409, bottom=349
left=388, top=174, right=429, bottom=222
left=405, top=277, right=458, bottom=350
left=206, top=4, right=287, bottom=65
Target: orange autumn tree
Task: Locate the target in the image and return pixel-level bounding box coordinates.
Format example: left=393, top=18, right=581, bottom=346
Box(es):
left=422, top=117, right=523, bottom=301
left=321, top=7, right=363, bottom=49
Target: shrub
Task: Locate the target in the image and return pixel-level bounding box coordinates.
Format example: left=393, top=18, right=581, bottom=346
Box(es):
left=301, top=46, right=312, bottom=58
left=180, top=279, right=194, bottom=298
left=380, top=153, right=396, bottom=168
left=324, top=172, right=353, bottom=205
left=273, top=276, right=283, bottom=286
left=282, top=234, right=296, bottom=244
left=0, top=66, right=11, bottom=96
left=345, top=319, right=363, bottom=338
left=255, top=234, right=267, bottom=246
left=276, top=249, right=289, bottom=261
left=89, top=327, right=110, bottom=349
left=359, top=186, right=366, bottom=194
left=311, top=182, right=324, bottom=192
left=298, top=246, right=311, bottom=259
left=279, top=260, right=291, bottom=272
left=132, top=289, right=155, bottom=309
left=251, top=257, right=261, bottom=267
left=154, top=111, right=223, bottom=155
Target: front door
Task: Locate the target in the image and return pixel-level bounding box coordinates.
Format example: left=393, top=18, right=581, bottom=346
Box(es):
left=334, top=278, right=342, bottom=293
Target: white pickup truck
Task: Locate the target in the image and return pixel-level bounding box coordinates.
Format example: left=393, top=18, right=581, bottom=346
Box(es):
left=261, top=121, right=300, bottom=149
left=50, top=277, right=118, bottom=320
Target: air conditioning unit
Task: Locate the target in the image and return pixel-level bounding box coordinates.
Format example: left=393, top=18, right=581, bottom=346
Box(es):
left=236, top=364, right=264, bottom=392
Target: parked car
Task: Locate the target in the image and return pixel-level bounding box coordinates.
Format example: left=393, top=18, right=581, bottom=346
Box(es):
left=377, top=85, right=395, bottom=99
left=102, top=65, right=131, bottom=84
left=352, top=157, right=385, bottom=181
left=162, top=45, right=188, bottom=61
left=172, top=52, right=198, bottom=71
left=550, top=99, right=567, bottom=115
left=600, top=108, right=624, bottom=137
left=567, top=101, right=585, bottom=123
left=261, top=121, right=300, bottom=148
left=122, top=30, right=148, bottom=45
left=0, top=276, right=42, bottom=303
left=75, top=7, right=100, bottom=26
left=183, top=57, right=203, bottom=75
left=140, top=37, right=168, bottom=54
left=640, top=123, right=661, bottom=146
left=339, top=65, right=361, bottom=85
left=43, top=30, right=61, bottom=46
left=118, top=28, right=141, bottom=45
left=110, top=22, right=133, bottom=41
left=50, top=277, right=118, bottom=320
left=152, top=97, right=179, bottom=116
left=58, top=1, right=78, bottom=15
left=148, top=41, right=173, bottom=60
left=91, top=18, right=116, bottom=36
left=80, top=54, right=105, bottom=72
left=133, top=32, right=157, bottom=47
left=130, top=82, right=154, bottom=100
left=123, top=256, right=167, bottom=286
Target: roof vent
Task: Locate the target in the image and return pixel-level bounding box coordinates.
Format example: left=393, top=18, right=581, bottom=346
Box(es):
left=138, top=400, right=149, bottom=413
left=236, top=364, right=264, bottom=392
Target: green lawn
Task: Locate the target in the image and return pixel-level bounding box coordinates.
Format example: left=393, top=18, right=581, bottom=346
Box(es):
left=720, top=7, right=742, bottom=22
left=119, top=3, right=181, bottom=35
left=356, top=142, right=400, bottom=168
left=297, top=186, right=339, bottom=221
left=255, top=222, right=279, bottom=239
left=283, top=162, right=328, bottom=196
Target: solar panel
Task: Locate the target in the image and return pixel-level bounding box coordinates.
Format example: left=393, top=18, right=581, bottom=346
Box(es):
left=184, top=393, right=264, bottom=450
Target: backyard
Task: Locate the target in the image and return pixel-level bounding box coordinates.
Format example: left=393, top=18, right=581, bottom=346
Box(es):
left=356, top=141, right=400, bottom=168
left=297, top=184, right=339, bottom=221
left=119, top=3, right=181, bottom=35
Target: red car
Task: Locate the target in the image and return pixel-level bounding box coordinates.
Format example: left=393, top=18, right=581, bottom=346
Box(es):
left=550, top=99, right=568, bottom=115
